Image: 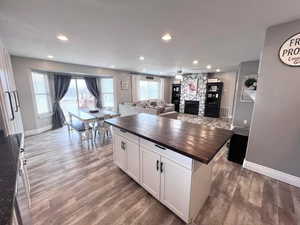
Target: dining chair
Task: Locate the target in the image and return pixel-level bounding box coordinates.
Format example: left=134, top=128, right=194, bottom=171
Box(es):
left=93, top=114, right=112, bottom=143
left=68, top=112, right=93, bottom=145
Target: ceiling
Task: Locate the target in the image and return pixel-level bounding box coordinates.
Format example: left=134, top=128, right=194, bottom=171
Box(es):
left=0, top=0, right=300, bottom=76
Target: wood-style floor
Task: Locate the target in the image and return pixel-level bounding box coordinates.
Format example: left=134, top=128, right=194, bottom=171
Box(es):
left=25, top=127, right=300, bottom=225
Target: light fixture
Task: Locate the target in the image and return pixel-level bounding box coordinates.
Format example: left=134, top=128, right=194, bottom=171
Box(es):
left=142, top=68, right=146, bottom=72
left=206, top=64, right=212, bottom=69
left=216, top=68, right=221, bottom=72
left=193, top=60, right=199, bottom=65
left=57, top=34, right=69, bottom=41
left=161, top=33, right=172, bottom=41
left=111, top=65, right=115, bottom=68
left=139, top=56, right=145, bottom=61
left=47, top=55, right=54, bottom=59
left=175, top=74, right=183, bottom=80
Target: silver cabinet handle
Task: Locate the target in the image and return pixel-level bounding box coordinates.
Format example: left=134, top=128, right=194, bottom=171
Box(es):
left=155, top=144, right=166, bottom=150
left=13, top=91, right=20, bottom=112
left=5, top=91, right=15, bottom=121
left=121, top=141, right=126, bottom=150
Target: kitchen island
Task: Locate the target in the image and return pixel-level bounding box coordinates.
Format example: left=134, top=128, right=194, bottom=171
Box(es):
left=105, top=113, right=233, bottom=223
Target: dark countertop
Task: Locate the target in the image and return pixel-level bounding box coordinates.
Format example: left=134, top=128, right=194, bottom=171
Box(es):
left=0, top=133, right=22, bottom=225
left=233, top=127, right=250, bottom=136
left=106, top=113, right=233, bottom=164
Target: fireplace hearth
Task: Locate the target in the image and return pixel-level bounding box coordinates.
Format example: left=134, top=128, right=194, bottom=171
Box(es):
left=184, top=100, right=199, bottom=115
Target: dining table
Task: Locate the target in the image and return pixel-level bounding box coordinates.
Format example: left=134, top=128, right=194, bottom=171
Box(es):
left=68, top=108, right=120, bottom=131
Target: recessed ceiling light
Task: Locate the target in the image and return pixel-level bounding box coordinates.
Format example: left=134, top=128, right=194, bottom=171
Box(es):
left=162, top=33, right=172, bottom=41
left=206, top=64, right=212, bottom=69
left=142, top=68, right=146, bottom=72
left=193, top=60, right=199, bottom=65
left=111, top=65, right=115, bottom=68
left=139, top=56, right=145, bottom=61
left=57, top=34, right=69, bottom=41
left=47, top=55, right=54, bottom=59
left=216, top=68, right=221, bottom=72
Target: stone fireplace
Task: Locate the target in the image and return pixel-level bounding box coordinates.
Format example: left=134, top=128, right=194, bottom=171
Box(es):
left=180, top=74, right=207, bottom=115
left=184, top=100, right=199, bottom=115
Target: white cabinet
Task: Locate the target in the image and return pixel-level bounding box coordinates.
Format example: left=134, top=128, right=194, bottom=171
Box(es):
left=140, top=146, right=160, bottom=199
left=112, top=128, right=140, bottom=182
left=0, top=43, right=23, bottom=135
left=123, top=136, right=139, bottom=182
left=112, top=127, right=212, bottom=224
left=160, top=156, right=191, bottom=220
left=114, top=134, right=127, bottom=171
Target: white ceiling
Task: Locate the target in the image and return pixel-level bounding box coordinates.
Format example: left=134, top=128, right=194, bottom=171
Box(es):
left=0, top=0, right=300, bottom=76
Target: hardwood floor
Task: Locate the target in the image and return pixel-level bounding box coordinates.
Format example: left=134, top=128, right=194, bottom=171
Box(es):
left=25, top=127, right=300, bottom=225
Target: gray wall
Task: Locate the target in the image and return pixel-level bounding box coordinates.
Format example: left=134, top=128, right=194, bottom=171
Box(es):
left=209, top=72, right=237, bottom=118
left=232, top=60, right=259, bottom=127
left=11, top=56, right=172, bottom=132
left=246, top=19, right=300, bottom=177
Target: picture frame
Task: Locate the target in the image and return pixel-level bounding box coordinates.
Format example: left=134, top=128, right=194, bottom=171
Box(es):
left=120, top=80, right=129, bottom=90
left=240, top=74, right=258, bottom=102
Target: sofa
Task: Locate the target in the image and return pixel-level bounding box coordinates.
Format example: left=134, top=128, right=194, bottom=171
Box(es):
left=119, top=100, right=175, bottom=116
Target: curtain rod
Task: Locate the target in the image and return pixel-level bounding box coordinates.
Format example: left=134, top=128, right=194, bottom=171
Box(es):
left=32, top=69, right=113, bottom=78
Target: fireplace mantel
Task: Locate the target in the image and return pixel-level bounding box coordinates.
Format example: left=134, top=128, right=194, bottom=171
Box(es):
left=180, top=74, right=207, bottom=115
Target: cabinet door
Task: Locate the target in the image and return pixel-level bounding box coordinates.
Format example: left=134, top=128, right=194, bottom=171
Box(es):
left=114, top=134, right=127, bottom=171
left=125, top=138, right=140, bottom=183
left=140, top=146, right=161, bottom=199
left=160, top=156, right=191, bottom=220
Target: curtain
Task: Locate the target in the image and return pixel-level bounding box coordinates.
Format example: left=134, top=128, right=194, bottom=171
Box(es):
left=160, top=78, right=165, bottom=101
left=131, top=75, right=139, bottom=102
left=84, top=77, right=101, bottom=108
left=52, top=74, right=71, bottom=129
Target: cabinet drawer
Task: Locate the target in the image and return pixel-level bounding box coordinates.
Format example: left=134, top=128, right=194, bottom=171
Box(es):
left=140, top=138, right=193, bottom=170
left=112, top=127, right=139, bottom=144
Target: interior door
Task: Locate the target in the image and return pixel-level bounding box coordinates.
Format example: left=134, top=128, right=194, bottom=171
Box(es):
left=114, top=134, right=127, bottom=171
left=124, top=138, right=140, bottom=183
left=160, top=156, right=191, bottom=220
left=140, top=146, right=160, bottom=199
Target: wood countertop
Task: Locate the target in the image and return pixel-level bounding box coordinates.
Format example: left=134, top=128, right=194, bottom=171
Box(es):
left=105, top=113, right=233, bottom=164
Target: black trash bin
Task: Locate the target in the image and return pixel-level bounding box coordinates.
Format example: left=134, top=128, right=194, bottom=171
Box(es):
left=228, top=127, right=249, bottom=164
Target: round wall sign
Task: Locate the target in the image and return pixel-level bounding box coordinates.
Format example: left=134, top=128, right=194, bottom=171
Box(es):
left=279, top=32, right=300, bottom=66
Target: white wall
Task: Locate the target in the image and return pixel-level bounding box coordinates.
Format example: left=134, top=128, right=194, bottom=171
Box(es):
left=232, top=61, right=259, bottom=127
left=11, top=56, right=172, bottom=133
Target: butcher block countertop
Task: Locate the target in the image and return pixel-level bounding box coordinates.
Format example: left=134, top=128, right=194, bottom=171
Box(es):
left=105, top=113, right=233, bottom=164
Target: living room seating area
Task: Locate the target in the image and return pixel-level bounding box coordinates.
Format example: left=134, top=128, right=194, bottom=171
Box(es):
left=119, top=100, right=175, bottom=116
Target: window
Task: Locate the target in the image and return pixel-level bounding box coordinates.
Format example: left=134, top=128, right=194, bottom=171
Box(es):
left=32, top=72, right=52, bottom=115
left=77, top=79, right=96, bottom=109
left=60, top=78, right=96, bottom=119
left=60, top=79, right=77, bottom=118
left=101, top=78, right=114, bottom=108
left=138, top=80, right=161, bottom=100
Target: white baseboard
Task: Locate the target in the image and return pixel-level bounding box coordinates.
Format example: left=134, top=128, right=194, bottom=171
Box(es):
left=243, top=160, right=300, bottom=188
left=24, top=125, right=52, bottom=137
